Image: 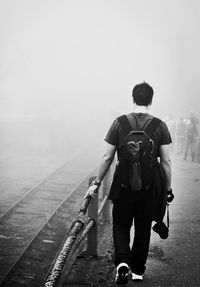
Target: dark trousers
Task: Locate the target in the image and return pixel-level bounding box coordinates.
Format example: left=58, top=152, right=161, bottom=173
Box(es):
left=112, top=188, right=152, bottom=275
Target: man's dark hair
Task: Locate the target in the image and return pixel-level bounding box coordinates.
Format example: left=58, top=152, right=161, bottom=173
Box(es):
left=132, top=82, right=154, bottom=106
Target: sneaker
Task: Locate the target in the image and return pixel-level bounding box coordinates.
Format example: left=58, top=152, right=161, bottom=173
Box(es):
left=131, top=272, right=143, bottom=281
left=115, top=263, right=129, bottom=285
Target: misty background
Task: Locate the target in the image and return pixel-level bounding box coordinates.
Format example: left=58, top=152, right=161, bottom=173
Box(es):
left=0, top=0, right=200, bottom=165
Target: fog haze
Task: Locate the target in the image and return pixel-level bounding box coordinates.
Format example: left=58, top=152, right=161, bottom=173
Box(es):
left=1, top=0, right=200, bottom=158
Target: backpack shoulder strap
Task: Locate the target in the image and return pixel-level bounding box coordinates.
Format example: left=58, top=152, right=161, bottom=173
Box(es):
left=117, top=115, right=133, bottom=136
left=118, top=115, right=161, bottom=138
left=144, top=117, right=161, bottom=137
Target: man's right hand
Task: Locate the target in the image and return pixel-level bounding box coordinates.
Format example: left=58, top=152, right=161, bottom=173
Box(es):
left=84, top=182, right=99, bottom=199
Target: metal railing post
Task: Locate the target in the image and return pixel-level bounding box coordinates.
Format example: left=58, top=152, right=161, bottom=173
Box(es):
left=86, top=195, right=98, bottom=257
left=102, top=171, right=111, bottom=224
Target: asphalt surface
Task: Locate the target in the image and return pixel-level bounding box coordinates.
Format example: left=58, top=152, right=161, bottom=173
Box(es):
left=64, top=154, right=200, bottom=287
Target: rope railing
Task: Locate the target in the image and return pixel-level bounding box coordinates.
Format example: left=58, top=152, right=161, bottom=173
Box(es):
left=44, top=173, right=111, bottom=287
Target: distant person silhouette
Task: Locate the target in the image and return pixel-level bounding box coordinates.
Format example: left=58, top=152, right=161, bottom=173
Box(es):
left=183, top=114, right=198, bottom=161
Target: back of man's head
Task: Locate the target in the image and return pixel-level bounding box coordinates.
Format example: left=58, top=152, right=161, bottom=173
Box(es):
left=132, top=82, right=153, bottom=106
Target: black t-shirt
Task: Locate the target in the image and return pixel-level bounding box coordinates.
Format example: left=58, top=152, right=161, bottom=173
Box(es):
left=105, top=113, right=172, bottom=157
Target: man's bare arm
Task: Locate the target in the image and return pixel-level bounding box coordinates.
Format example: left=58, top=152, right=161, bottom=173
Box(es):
left=159, top=144, right=172, bottom=191
left=95, top=142, right=117, bottom=184
left=84, top=142, right=116, bottom=198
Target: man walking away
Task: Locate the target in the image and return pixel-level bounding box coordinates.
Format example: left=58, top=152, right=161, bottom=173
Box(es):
left=85, top=82, right=173, bottom=285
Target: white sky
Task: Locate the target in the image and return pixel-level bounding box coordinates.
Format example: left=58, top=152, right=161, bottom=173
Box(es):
left=0, top=0, right=200, bottom=126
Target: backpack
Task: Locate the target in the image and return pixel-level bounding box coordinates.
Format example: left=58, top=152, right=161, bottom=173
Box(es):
left=117, top=115, right=161, bottom=192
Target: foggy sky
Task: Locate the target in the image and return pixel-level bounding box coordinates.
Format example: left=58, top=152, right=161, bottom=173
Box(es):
left=0, top=0, right=200, bottom=154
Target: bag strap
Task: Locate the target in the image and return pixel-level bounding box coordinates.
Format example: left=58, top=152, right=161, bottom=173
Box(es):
left=144, top=117, right=161, bottom=138
left=167, top=203, right=169, bottom=228
left=117, top=115, right=133, bottom=136
left=118, top=115, right=161, bottom=138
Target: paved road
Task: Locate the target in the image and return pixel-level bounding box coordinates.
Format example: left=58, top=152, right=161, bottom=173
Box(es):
left=65, top=154, right=200, bottom=287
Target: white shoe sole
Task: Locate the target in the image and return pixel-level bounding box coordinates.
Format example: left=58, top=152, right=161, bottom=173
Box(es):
left=132, top=272, right=143, bottom=281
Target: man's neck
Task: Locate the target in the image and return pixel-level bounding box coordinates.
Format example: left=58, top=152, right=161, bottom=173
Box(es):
left=133, top=105, right=150, bottom=114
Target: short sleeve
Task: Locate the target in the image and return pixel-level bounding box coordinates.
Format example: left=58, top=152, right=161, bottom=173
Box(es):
left=159, top=121, right=172, bottom=145
left=104, top=119, right=120, bottom=146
